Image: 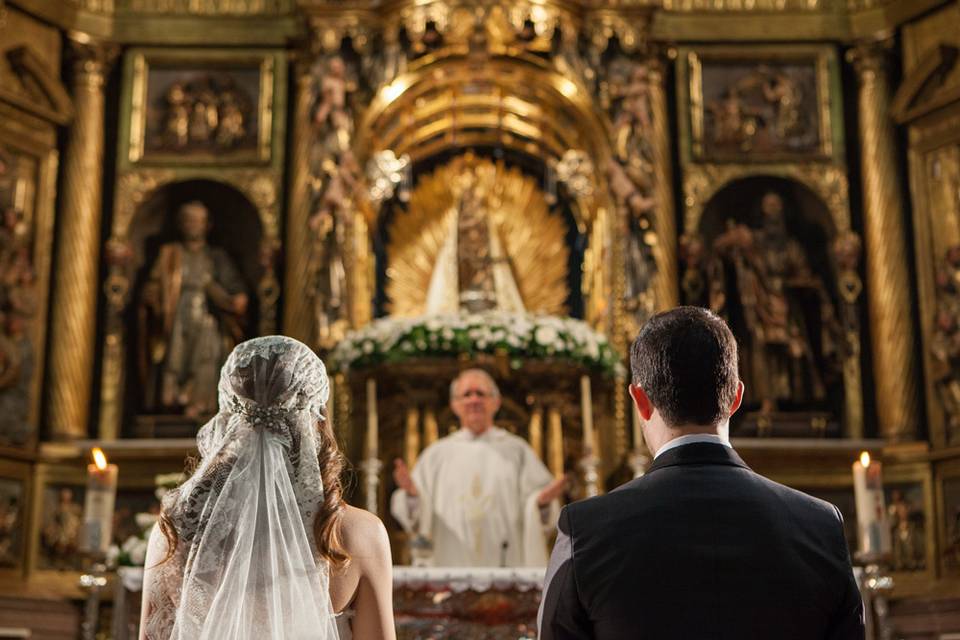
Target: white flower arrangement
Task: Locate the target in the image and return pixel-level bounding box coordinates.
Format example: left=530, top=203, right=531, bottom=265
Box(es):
left=107, top=474, right=183, bottom=569
left=330, top=311, right=623, bottom=376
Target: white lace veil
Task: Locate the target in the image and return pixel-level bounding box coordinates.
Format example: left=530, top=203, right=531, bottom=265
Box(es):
left=147, top=336, right=340, bottom=640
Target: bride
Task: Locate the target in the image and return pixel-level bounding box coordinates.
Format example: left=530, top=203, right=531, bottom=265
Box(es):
left=139, top=336, right=396, bottom=639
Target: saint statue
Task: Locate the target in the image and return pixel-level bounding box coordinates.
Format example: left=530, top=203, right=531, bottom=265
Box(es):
left=888, top=489, right=925, bottom=571
left=139, top=201, right=248, bottom=418
left=42, top=488, right=82, bottom=569
left=424, top=171, right=525, bottom=315
left=709, top=191, right=840, bottom=415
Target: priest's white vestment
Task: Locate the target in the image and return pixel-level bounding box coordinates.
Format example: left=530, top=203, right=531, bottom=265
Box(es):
left=391, top=426, right=558, bottom=567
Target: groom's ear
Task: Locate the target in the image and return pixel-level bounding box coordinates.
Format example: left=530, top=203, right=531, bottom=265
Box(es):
left=629, top=384, right=654, bottom=421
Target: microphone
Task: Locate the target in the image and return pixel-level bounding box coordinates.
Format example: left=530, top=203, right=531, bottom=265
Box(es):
left=500, top=540, right=509, bottom=568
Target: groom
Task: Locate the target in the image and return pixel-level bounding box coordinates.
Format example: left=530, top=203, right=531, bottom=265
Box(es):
left=539, top=306, right=863, bottom=639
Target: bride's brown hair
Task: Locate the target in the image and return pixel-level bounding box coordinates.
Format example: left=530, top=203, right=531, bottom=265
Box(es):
left=157, top=413, right=350, bottom=569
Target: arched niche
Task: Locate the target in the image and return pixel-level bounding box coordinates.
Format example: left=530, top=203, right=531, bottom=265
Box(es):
left=371, top=149, right=587, bottom=319
left=120, top=179, right=262, bottom=434
left=699, top=174, right=838, bottom=293
left=127, top=179, right=263, bottom=294
left=695, top=175, right=852, bottom=434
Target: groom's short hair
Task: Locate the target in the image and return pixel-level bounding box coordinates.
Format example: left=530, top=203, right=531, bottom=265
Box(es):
left=630, top=306, right=739, bottom=427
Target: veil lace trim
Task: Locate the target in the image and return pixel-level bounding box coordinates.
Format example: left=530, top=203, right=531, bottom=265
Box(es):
left=144, top=336, right=338, bottom=640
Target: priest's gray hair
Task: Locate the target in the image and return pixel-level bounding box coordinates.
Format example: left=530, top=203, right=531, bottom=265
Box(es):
left=450, top=368, right=501, bottom=400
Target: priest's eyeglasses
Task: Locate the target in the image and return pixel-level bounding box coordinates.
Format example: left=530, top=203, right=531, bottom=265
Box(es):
left=454, top=389, right=493, bottom=400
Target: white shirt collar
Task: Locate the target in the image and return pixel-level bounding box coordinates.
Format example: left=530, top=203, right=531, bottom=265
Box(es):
left=653, top=433, right=731, bottom=459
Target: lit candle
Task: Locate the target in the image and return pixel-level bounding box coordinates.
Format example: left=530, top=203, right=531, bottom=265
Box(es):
left=82, top=447, right=118, bottom=555
left=366, top=378, right=378, bottom=459
left=852, top=451, right=891, bottom=557
left=581, top=375, right=594, bottom=455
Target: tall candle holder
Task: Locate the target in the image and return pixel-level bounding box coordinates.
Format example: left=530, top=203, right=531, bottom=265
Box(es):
left=629, top=403, right=650, bottom=478
left=628, top=449, right=651, bottom=479
left=579, top=449, right=600, bottom=498
left=79, top=447, right=117, bottom=640
left=79, top=558, right=108, bottom=640
left=855, top=551, right=895, bottom=640
left=361, top=456, right=383, bottom=516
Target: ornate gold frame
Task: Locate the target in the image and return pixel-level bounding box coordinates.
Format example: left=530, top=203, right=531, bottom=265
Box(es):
left=684, top=45, right=836, bottom=163
left=935, top=456, right=960, bottom=578
left=346, top=51, right=627, bottom=466
left=901, top=102, right=960, bottom=450
left=124, top=48, right=276, bottom=166
left=98, top=167, right=284, bottom=439
left=0, top=458, right=32, bottom=581
left=95, top=47, right=288, bottom=439
left=881, top=460, right=938, bottom=592
left=26, top=461, right=86, bottom=596
left=0, top=40, right=67, bottom=455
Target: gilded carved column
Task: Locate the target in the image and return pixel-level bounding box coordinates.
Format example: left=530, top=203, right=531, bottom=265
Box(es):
left=403, top=406, right=421, bottom=468
left=648, top=51, right=678, bottom=312
left=528, top=405, right=544, bottom=461
left=47, top=37, right=116, bottom=440
left=849, top=41, right=921, bottom=442
left=546, top=404, right=564, bottom=479
left=282, top=52, right=315, bottom=344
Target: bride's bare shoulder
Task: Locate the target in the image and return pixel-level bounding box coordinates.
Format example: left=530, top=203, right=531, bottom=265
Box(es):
left=339, top=505, right=391, bottom=563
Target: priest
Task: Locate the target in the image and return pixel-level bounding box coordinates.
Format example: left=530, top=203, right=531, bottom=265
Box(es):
left=391, top=369, right=567, bottom=567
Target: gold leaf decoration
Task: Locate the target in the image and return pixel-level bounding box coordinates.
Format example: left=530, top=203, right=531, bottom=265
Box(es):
left=386, top=154, right=569, bottom=317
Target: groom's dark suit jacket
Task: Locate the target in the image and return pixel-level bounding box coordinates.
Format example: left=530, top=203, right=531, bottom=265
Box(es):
left=539, top=442, right=864, bottom=640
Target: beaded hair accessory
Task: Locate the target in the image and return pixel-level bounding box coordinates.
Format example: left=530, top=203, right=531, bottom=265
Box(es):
left=227, top=390, right=311, bottom=435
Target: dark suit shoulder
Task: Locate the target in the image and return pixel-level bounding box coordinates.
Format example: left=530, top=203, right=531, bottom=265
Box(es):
left=566, top=458, right=843, bottom=542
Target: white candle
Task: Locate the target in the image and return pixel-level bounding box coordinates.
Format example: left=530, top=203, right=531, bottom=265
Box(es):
left=581, top=375, right=594, bottom=455
left=81, top=448, right=118, bottom=554
left=366, top=378, right=378, bottom=459
left=852, top=451, right=891, bottom=556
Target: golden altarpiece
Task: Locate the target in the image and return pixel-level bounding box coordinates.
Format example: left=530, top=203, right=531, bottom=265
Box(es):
left=1, top=0, right=960, bottom=635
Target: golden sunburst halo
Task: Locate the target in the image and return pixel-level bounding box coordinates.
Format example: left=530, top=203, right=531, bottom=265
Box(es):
left=386, top=154, right=569, bottom=317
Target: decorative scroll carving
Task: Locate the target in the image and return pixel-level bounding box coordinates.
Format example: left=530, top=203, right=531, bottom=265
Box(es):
left=305, top=48, right=367, bottom=350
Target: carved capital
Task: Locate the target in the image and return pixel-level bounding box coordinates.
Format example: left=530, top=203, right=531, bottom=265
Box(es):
left=846, top=36, right=894, bottom=80
left=67, top=33, right=120, bottom=85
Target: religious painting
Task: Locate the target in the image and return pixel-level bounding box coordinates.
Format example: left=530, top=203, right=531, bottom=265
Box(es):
left=911, top=142, right=960, bottom=448
left=125, top=49, right=275, bottom=164
left=0, top=143, right=42, bottom=451
left=885, top=481, right=928, bottom=573
left=0, top=477, right=25, bottom=570
left=941, top=475, right=960, bottom=573
left=37, top=483, right=85, bottom=571
left=685, top=46, right=834, bottom=161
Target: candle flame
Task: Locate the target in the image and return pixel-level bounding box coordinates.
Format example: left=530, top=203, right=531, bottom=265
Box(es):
left=92, top=447, right=108, bottom=470
left=859, top=451, right=871, bottom=467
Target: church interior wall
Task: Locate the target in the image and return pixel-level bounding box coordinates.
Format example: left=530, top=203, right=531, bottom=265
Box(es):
left=1, top=0, right=960, bottom=635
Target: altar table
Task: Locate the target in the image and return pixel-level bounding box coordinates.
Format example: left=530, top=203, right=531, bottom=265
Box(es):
left=112, top=566, right=545, bottom=640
